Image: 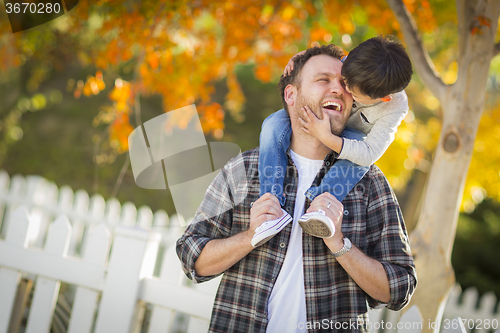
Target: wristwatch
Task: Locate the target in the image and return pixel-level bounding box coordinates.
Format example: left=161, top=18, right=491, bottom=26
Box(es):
left=331, top=237, right=352, bottom=258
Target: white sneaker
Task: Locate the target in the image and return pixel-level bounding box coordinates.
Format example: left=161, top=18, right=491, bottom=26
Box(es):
left=298, top=210, right=335, bottom=238
left=251, top=209, right=292, bottom=247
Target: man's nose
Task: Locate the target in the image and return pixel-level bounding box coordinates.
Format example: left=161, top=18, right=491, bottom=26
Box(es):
left=329, top=80, right=344, bottom=95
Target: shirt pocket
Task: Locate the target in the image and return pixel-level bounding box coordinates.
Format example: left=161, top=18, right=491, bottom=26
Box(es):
left=340, top=205, right=367, bottom=253
left=231, top=181, right=258, bottom=234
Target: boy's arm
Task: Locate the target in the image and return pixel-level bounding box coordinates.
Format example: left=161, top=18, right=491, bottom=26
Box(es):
left=338, top=92, right=409, bottom=166
left=314, top=131, right=344, bottom=154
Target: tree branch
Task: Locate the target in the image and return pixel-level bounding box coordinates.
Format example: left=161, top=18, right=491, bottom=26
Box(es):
left=111, top=154, right=130, bottom=198
left=385, top=0, right=448, bottom=103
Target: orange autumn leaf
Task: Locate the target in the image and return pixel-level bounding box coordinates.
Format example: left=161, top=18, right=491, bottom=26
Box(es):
left=109, top=113, right=134, bottom=153
left=254, top=65, right=272, bottom=83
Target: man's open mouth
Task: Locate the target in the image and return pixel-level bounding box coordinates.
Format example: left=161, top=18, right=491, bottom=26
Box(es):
left=322, top=101, right=342, bottom=112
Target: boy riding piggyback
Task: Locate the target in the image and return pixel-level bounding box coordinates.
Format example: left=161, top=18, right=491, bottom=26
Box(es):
left=252, top=35, right=413, bottom=247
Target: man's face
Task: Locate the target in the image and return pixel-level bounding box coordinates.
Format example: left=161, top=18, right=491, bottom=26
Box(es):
left=290, top=54, right=353, bottom=136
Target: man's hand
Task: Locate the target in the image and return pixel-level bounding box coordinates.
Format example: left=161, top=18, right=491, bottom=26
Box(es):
left=195, top=193, right=282, bottom=277
left=306, top=192, right=344, bottom=251
left=248, top=193, right=283, bottom=238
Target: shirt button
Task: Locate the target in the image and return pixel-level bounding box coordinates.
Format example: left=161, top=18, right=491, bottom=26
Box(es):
left=325, top=161, right=331, bottom=166
left=271, top=278, right=275, bottom=282
left=280, top=242, right=286, bottom=248
left=286, top=206, right=291, bottom=213
left=344, top=210, right=349, bottom=215
left=250, top=202, right=254, bottom=207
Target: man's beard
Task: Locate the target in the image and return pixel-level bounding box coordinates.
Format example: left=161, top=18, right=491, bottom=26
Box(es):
left=295, top=93, right=345, bottom=136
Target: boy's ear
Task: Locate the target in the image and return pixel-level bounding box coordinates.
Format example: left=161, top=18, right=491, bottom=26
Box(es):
left=380, top=95, right=392, bottom=102
left=284, top=84, right=296, bottom=107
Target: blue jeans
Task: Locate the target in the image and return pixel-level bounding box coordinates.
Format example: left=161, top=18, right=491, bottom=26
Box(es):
left=258, top=109, right=369, bottom=206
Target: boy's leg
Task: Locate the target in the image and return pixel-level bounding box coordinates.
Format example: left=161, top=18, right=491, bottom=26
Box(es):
left=300, top=128, right=370, bottom=238
left=258, top=109, right=291, bottom=206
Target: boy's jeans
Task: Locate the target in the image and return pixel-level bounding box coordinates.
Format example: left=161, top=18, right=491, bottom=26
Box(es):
left=258, top=109, right=369, bottom=206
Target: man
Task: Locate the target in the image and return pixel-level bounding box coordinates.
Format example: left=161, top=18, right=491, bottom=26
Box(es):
left=176, top=45, right=416, bottom=333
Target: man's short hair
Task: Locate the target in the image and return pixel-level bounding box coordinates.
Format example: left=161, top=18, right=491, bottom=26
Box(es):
left=278, top=44, right=345, bottom=113
left=342, top=35, right=413, bottom=99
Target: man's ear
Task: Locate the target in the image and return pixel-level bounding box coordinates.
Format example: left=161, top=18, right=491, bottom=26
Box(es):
left=380, top=95, right=392, bottom=102
left=284, top=84, right=296, bottom=107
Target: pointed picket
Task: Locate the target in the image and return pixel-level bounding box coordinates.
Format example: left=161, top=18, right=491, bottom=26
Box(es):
left=137, top=206, right=153, bottom=229
left=105, top=197, right=121, bottom=229
left=94, top=226, right=160, bottom=333
left=0, top=206, right=32, bottom=333
left=89, top=194, right=106, bottom=222
left=25, top=215, right=72, bottom=333
left=1, top=175, right=26, bottom=239
left=120, top=202, right=137, bottom=227
left=69, top=189, right=90, bottom=257
left=80, top=194, right=105, bottom=255
left=33, top=182, right=59, bottom=248
left=68, top=224, right=111, bottom=333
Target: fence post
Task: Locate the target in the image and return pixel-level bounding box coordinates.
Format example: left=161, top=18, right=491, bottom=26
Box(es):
left=67, top=224, right=111, bottom=333
left=147, top=226, right=185, bottom=333
left=0, top=206, right=32, bottom=333
left=94, top=226, right=160, bottom=333
left=25, top=214, right=72, bottom=333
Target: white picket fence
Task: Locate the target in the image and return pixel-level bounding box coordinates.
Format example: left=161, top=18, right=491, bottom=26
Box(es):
left=0, top=170, right=499, bottom=333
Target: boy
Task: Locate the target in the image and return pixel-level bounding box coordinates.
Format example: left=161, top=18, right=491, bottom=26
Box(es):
left=252, top=35, right=412, bottom=247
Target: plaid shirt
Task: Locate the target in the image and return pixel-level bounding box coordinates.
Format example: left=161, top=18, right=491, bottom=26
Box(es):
left=176, top=147, right=416, bottom=333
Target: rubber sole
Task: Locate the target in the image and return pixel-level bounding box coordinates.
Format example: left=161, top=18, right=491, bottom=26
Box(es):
left=298, top=218, right=334, bottom=238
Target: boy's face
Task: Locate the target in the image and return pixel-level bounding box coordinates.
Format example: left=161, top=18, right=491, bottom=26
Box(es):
left=345, top=85, right=381, bottom=105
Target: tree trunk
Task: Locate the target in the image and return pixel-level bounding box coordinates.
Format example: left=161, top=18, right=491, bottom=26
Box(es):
left=386, top=0, right=500, bottom=331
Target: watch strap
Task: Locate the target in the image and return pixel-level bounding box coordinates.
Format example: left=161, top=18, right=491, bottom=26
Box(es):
left=331, top=237, right=351, bottom=258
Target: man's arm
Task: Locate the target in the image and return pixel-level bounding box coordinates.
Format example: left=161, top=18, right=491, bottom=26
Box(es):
left=194, top=230, right=254, bottom=276
left=308, top=193, right=390, bottom=303
left=183, top=192, right=282, bottom=277
left=326, top=238, right=391, bottom=302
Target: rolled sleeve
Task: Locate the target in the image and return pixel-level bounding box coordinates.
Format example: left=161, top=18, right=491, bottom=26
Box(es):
left=380, top=261, right=417, bottom=310
left=176, top=233, right=219, bottom=283
left=176, top=154, right=249, bottom=283
left=364, top=167, right=417, bottom=311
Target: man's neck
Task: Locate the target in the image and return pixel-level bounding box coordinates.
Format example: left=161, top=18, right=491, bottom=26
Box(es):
left=289, top=133, right=331, bottom=160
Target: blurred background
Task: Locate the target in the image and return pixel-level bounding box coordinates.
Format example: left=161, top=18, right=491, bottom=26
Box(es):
left=0, top=0, right=499, bottom=301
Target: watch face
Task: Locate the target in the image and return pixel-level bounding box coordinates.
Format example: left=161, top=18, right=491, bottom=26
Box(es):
left=344, top=237, right=352, bottom=249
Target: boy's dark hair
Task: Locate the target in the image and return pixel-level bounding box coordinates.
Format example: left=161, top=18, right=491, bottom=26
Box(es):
left=342, top=35, right=413, bottom=99
left=278, top=44, right=345, bottom=113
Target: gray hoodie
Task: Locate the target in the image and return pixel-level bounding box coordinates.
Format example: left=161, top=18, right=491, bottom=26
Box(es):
left=338, top=90, right=409, bottom=166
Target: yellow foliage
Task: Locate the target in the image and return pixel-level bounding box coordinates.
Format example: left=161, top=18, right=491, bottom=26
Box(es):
left=462, top=106, right=500, bottom=211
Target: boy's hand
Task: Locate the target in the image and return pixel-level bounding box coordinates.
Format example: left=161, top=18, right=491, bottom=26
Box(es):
left=299, top=106, right=332, bottom=142
left=284, top=50, right=306, bottom=76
